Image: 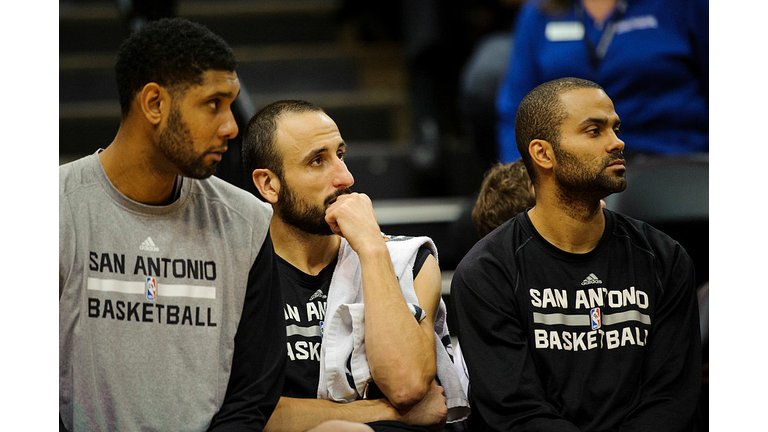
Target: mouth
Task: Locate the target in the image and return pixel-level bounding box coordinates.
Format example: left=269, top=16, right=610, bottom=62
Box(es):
left=325, top=187, right=352, bottom=206
left=606, top=155, right=626, bottom=170
left=209, top=146, right=228, bottom=161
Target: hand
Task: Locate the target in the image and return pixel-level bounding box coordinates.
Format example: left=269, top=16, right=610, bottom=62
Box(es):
left=324, top=193, right=384, bottom=253
left=395, top=381, right=447, bottom=430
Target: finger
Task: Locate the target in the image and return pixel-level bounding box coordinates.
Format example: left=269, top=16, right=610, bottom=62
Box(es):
left=324, top=213, right=342, bottom=236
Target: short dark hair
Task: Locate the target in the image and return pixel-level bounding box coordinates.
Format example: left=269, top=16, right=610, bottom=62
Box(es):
left=514, top=77, right=603, bottom=183
left=115, top=17, right=236, bottom=117
left=242, top=100, right=325, bottom=179
left=471, top=159, right=536, bottom=238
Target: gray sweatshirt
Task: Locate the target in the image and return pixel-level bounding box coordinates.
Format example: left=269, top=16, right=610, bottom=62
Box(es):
left=59, top=151, right=285, bottom=431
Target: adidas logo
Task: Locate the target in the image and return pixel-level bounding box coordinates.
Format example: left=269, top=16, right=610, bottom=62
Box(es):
left=581, top=273, right=603, bottom=286
left=139, top=237, right=160, bottom=252
left=308, top=289, right=327, bottom=302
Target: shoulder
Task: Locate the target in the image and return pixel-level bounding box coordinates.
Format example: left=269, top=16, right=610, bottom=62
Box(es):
left=455, top=215, right=530, bottom=280
left=451, top=217, right=531, bottom=308
left=189, top=176, right=273, bottom=224
left=642, top=0, right=706, bottom=26
left=610, top=211, right=681, bottom=249
left=59, top=153, right=98, bottom=198
left=187, top=177, right=274, bottom=257
left=609, top=210, right=693, bottom=273
left=383, top=234, right=438, bottom=260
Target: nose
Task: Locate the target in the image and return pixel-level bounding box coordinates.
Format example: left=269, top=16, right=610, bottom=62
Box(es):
left=220, top=109, right=239, bottom=140
left=332, top=157, right=354, bottom=189
left=609, top=131, right=625, bottom=154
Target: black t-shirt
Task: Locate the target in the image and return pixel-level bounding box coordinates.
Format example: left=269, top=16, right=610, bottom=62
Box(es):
left=451, top=209, right=702, bottom=432
left=278, top=246, right=433, bottom=399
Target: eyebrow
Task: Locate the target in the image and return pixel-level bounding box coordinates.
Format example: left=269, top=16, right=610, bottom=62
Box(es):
left=579, top=117, right=621, bottom=128
left=206, top=88, right=241, bottom=100
left=301, top=141, right=346, bottom=164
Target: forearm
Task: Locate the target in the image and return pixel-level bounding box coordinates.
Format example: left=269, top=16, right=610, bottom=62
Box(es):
left=324, top=194, right=438, bottom=408
left=358, top=244, right=436, bottom=408
left=265, top=397, right=397, bottom=432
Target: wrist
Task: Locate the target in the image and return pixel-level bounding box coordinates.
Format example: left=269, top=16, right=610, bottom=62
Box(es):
left=375, top=398, right=403, bottom=423
left=355, top=239, right=390, bottom=262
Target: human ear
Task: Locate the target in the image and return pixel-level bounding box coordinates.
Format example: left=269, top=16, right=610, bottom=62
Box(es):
left=529, top=139, right=554, bottom=171
left=252, top=169, right=280, bottom=204
left=139, top=83, right=169, bottom=126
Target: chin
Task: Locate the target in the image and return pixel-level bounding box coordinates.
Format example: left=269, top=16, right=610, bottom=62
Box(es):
left=184, top=161, right=218, bottom=179
left=611, top=181, right=627, bottom=193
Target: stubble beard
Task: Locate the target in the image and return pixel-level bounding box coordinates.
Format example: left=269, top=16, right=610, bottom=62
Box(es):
left=155, top=105, right=220, bottom=179
left=277, top=182, right=352, bottom=236
left=552, top=145, right=627, bottom=205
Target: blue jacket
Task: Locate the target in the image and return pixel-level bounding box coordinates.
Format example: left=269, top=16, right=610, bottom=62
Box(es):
left=496, top=0, right=709, bottom=162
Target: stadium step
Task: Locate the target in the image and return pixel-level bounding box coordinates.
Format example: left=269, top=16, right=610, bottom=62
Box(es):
left=59, top=0, right=412, bottom=170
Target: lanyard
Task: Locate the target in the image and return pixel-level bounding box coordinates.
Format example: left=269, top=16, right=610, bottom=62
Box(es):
left=575, top=0, right=628, bottom=70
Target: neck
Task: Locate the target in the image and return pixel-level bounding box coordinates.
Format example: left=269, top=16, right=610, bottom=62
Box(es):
left=581, top=0, right=619, bottom=24
left=99, top=122, right=179, bottom=205
left=269, top=216, right=341, bottom=275
left=528, top=187, right=605, bottom=254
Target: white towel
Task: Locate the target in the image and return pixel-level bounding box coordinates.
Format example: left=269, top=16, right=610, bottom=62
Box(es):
left=452, top=341, right=470, bottom=404
left=318, top=234, right=470, bottom=423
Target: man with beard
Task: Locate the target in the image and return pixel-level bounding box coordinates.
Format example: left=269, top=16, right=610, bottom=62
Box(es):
left=59, top=18, right=286, bottom=431
left=450, top=77, right=702, bottom=431
left=242, top=100, right=461, bottom=432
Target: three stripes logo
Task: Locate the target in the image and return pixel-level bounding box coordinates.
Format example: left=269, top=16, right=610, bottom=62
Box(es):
left=308, top=289, right=327, bottom=302
left=581, top=273, right=602, bottom=286
left=139, top=237, right=160, bottom=252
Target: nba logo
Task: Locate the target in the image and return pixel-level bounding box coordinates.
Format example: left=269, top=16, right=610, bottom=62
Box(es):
left=146, top=277, right=157, bottom=301
left=590, top=307, right=601, bottom=330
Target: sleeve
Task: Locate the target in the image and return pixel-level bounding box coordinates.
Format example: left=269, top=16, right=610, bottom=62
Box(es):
left=207, top=232, right=287, bottom=431
left=450, top=249, right=579, bottom=432
left=619, top=242, right=702, bottom=431
left=412, top=245, right=434, bottom=279
left=495, top=2, right=544, bottom=164
left=59, top=189, right=75, bottom=299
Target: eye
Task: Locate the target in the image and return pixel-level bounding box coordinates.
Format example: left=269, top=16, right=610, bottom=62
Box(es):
left=208, top=99, right=220, bottom=111
left=310, top=155, right=323, bottom=167
left=337, top=149, right=346, bottom=160
left=587, top=127, right=601, bottom=136
left=614, top=127, right=622, bottom=136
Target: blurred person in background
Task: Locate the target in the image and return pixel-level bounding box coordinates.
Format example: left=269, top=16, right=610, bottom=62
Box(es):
left=496, top=0, right=708, bottom=163
left=471, top=158, right=536, bottom=238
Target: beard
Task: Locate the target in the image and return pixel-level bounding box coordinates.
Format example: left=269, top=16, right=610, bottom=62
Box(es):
left=277, top=181, right=352, bottom=236
left=155, top=105, right=221, bottom=179
left=552, top=145, right=627, bottom=201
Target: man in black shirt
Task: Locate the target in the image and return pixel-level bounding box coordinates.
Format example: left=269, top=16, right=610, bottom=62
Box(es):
left=451, top=77, right=701, bottom=431
left=242, top=100, right=449, bottom=432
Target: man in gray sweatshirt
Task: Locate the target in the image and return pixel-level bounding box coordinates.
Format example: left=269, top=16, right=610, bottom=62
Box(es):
left=59, top=17, right=286, bottom=431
